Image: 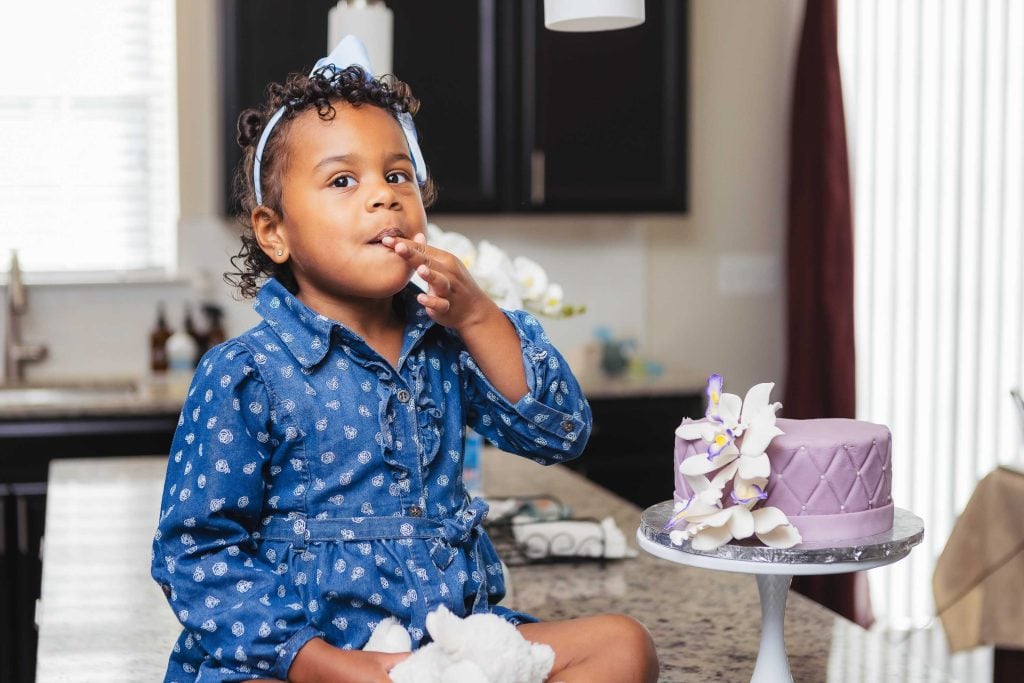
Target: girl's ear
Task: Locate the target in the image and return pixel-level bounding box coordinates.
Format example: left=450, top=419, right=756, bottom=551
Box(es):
left=252, top=206, right=288, bottom=263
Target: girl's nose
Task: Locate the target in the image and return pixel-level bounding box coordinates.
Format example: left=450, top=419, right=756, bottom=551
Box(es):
left=366, top=178, right=400, bottom=211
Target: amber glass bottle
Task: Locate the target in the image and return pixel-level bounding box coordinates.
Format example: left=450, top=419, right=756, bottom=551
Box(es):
left=150, top=303, right=173, bottom=373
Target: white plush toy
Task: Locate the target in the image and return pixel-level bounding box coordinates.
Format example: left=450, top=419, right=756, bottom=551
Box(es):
left=364, top=606, right=555, bottom=683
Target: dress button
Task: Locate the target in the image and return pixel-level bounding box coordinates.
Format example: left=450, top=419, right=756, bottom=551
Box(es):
left=560, top=419, right=574, bottom=432
left=408, top=505, right=423, bottom=517
left=396, top=389, right=411, bottom=403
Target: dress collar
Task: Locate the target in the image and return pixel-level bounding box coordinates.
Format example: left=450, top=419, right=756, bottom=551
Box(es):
left=253, top=278, right=435, bottom=369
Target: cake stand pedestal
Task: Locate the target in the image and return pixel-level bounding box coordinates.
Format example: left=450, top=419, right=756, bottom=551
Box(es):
left=637, top=502, right=924, bottom=683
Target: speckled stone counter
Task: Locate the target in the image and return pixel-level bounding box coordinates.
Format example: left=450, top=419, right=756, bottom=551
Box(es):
left=36, top=452, right=953, bottom=682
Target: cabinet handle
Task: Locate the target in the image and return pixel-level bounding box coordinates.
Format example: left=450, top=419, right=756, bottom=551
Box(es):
left=0, top=495, right=6, bottom=555
left=530, top=149, right=545, bottom=205
left=16, top=496, right=28, bottom=556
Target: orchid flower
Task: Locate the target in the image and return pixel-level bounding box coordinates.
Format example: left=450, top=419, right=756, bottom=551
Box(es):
left=539, top=282, right=565, bottom=317
left=423, top=224, right=585, bottom=318
left=705, top=373, right=724, bottom=419
left=669, top=503, right=802, bottom=550
left=668, top=477, right=800, bottom=550
left=427, top=224, right=477, bottom=269
left=512, top=255, right=549, bottom=302
left=665, top=375, right=799, bottom=550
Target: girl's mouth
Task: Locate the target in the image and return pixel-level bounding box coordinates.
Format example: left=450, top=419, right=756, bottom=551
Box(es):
left=369, top=227, right=404, bottom=244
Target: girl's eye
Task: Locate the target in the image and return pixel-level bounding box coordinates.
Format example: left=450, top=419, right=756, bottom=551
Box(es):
left=331, top=175, right=358, bottom=188
left=386, top=171, right=411, bottom=184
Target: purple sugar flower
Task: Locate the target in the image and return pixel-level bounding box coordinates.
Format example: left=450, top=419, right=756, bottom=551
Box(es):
left=730, top=484, right=768, bottom=506
left=706, top=428, right=735, bottom=460
left=705, top=373, right=724, bottom=420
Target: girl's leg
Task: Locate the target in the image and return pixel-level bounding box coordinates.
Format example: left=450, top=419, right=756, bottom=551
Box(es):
left=518, top=614, right=659, bottom=683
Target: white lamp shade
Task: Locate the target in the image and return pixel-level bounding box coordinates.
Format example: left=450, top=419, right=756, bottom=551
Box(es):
left=544, top=0, right=645, bottom=32
left=327, top=0, right=394, bottom=76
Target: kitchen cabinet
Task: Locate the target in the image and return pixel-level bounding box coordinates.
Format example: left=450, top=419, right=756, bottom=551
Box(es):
left=221, top=0, right=688, bottom=214
left=0, top=482, right=46, bottom=683
left=0, top=413, right=179, bottom=683
left=570, top=392, right=703, bottom=508
left=1, top=489, right=13, bottom=683
left=517, top=0, right=689, bottom=211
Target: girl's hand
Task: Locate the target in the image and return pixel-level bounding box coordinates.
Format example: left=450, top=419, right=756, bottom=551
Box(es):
left=382, top=233, right=499, bottom=332
left=382, top=233, right=528, bottom=401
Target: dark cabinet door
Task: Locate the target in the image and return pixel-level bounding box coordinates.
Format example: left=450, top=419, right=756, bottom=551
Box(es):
left=0, top=485, right=46, bottom=683
left=520, top=0, right=688, bottom=211
left=0, top=490, right=13, bottom=683
left=12, top=486, right=45, bottom=683
left=221, top=0, right=688, bottom=214
left=221, top=0, right=338, bottom=214
left=390, top=0, right=507, bottom=212
left=571, top=392, right=702, bottom=508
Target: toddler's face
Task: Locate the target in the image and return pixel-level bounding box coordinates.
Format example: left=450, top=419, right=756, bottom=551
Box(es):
left=273, top=101, right=428, bottom=304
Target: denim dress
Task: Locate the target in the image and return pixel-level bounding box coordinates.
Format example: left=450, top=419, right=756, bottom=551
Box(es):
left=151, top=278, right=592, bottom=682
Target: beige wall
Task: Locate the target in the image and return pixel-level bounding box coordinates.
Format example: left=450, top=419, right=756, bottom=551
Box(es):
left=7, top=0, right=804, bottom=397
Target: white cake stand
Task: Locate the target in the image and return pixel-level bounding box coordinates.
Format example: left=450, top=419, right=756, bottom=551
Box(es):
left=637, top=502, right=924, bottom=683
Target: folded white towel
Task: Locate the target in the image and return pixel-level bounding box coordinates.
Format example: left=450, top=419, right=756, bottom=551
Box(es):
left=510, top=516, right=638, bottom=560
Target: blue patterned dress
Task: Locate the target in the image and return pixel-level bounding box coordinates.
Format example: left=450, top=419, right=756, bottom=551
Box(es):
left=151, top=278, right=591, bottom=682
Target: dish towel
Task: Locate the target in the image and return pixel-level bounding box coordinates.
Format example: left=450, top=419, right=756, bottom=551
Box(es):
left=932, top=466, right=1024, bottom=652
left=511, top=516, right=638, bottom=560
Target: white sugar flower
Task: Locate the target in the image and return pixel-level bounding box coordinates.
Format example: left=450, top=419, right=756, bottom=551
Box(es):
left=668, top=477, right=801, bottom=550
left=666, top=375, right=799, bottom=550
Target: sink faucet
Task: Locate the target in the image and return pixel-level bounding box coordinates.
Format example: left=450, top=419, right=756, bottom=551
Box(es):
left=4, top=251, right=47, bottom=385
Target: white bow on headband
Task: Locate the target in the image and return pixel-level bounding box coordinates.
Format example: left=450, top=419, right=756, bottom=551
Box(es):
left=252, top=35, right=427, bottom=206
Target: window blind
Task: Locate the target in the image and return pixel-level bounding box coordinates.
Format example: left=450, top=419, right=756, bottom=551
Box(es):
left=0, top=0, right=178, bottom=275
left=839, top=0, right=1023, bottom=678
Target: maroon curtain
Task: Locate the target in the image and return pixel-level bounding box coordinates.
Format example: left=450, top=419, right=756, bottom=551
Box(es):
left=784, top=0, right=872, bottom=628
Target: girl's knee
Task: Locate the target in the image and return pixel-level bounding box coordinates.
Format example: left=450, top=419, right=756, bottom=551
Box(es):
left=599, top=615, right=659, bottom=679
left=599, top=614, right=654, bottom=646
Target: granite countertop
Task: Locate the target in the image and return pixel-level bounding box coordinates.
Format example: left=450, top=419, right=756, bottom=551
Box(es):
left=35, top=451, right=953, bottom=682
left=0, top=368, right=701, bottom=420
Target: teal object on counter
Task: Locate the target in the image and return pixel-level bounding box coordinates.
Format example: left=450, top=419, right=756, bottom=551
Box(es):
left=464, top=428, right=484, bottom=497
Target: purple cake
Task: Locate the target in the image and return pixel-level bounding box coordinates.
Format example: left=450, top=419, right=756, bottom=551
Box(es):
left=673, top=418, right=894, bottom=542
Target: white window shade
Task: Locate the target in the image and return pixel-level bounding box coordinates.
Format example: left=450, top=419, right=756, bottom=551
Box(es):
left=839, top=0, right=1023, bottom=678
left=0, top=0, right=178, bottom=275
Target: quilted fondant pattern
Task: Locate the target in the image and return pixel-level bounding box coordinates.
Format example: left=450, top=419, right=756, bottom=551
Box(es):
left=766, top=422, right=892, bottom=516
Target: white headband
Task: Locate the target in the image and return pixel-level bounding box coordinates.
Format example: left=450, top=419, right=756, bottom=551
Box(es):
left=252, top=35, right=427, bottom=206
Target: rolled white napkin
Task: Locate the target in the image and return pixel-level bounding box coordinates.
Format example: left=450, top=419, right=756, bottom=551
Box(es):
left=511, top=516, right=638, bottom=560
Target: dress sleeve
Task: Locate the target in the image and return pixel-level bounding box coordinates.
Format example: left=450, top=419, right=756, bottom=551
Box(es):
left=461, top=310, right=592, bottom=464
left=151, top=342, right=318, bottom=680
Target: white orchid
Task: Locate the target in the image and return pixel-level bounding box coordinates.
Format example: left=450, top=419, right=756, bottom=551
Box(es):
left=675, top=378, right=783, bottom=480
left=512, top=255, right=549, bottom=301
left=427, top=223, right=477, bottom=269
left=420, top=223, right=584, bottom=318
left=669, top=497, right=802, bottom=550
left=666, top=375, right=800, bottom=550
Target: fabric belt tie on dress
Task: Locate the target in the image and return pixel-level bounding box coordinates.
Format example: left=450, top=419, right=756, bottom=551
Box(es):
left=259, top=497, right=492, bottom=610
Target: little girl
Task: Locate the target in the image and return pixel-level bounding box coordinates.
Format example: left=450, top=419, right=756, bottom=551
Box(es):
left=152, top=36, right=658, bottom=683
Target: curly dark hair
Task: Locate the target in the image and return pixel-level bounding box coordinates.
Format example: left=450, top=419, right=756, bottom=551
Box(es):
left=225, top=64, right=437, bottom=299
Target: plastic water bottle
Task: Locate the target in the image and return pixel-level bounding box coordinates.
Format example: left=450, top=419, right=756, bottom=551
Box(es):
left=463, top=428, right=484, bottom=498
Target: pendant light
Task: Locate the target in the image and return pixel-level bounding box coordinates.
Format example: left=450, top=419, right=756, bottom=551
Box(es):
left=544, top=0, right=646, bottom=32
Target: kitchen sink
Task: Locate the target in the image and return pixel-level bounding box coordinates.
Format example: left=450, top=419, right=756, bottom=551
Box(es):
left=0, top=381, right=140, bottom=408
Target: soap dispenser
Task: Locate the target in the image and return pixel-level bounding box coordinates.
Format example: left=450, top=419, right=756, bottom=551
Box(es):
left=165, top=309, right=199, bottom=395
